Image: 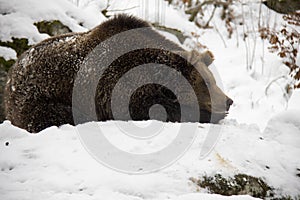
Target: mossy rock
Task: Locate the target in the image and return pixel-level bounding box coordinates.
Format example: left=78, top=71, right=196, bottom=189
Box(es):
left=0, top=69, right=7, bottom=122
left=0, top=56, right=15, bottom=72
left=271, top=196, right=298, bottom=200
left=34, top=20, right=72, bottom=36
left=152, top=23, right=188, bottom=44
left=0, top=38, right=31, bottom=57
left=190, top=173, right=274, bottom=199
left=0, top=56, right=16, bottom=123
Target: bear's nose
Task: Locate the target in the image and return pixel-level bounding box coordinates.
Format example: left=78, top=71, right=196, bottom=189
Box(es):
left=226, top=98, right=233, bottom=110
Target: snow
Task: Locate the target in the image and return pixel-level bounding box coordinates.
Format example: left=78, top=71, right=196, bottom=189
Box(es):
left=0, top=46, right=16, bottom=60
left=0, top=0, right=106, bottom=44
left=0, top=0, right=300, bottom=199
left=0, top=118, right=299, bottom=199
left=288, top=89, right=300, bottom=111
left=198, top=12, right=294, bottom=130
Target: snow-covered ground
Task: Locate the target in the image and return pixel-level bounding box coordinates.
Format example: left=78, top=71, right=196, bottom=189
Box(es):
left=0, top=0, right=300, bottom=199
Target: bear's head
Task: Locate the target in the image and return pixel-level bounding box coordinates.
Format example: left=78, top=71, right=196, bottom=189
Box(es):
left=176, top=50, right=233, bottom=123
left=94, top=48, right=233, bottom=124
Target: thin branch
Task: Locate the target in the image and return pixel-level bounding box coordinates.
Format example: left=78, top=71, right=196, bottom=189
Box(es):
left=212, top=21, right=227, bottom=48
left=186, top=0, right=229, bottom=14
left=205, top=5, right=217, bottom=27
left=107, top=6, right=139, bottom=12
left=186, top=0, right=231, bottom=22
left=265, top=75, right=287, bottom=96
left=241, top=3, right=250, bottom=70
left=249, top=5, right=257, bottom=70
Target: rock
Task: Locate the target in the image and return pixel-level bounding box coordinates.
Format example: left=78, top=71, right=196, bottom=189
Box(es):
left=0, top=68, right=7, bottom=122
left=34, top=20, right=72, bottom=36
left=0, top=38, right=31, bottom=57
left=190, top=173, right=274, bottom=199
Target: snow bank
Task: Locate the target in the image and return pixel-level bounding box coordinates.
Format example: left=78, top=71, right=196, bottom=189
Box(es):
left=0, top=46, right=17, bottom=60
left=0, top=0, right=106, bottom=44
left=1, top=118, right=300, bottom=199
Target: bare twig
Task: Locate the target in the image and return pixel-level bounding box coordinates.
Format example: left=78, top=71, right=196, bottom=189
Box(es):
left=249, top=5, right=257, bottom=70
left=205, top=5, right=217, bottom=27
left=186, top=0, right=231, bottom=22
left=265, top=75, right=290, bottom=109
left=108, top=6, right=139, bottom=13
left=241, top=3, right=250, bottom=70
left=212, top=21, right=227, bottom=48
left=265, top=75, right=287, bottom=96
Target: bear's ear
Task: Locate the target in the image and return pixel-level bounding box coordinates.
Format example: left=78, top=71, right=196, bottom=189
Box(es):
left=174, top=50, right=214, bottom=67
left=199, top=50, right=214, bottom=66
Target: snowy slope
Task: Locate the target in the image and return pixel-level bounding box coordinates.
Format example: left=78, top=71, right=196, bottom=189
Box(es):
left=0, top=0, right=300, bottom=199
left=0, top=116, right=300, bottom=199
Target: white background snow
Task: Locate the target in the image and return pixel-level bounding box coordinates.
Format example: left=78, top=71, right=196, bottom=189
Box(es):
left=0, top=0, right=300, bottom=199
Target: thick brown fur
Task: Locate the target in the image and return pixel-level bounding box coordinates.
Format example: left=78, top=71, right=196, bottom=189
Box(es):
left=5, top=14, right=232, bottom=133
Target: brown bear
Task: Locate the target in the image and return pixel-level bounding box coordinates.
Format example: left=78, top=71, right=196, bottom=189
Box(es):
left=4, top=14, right=233, bottom=133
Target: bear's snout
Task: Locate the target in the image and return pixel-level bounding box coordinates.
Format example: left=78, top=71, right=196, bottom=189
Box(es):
left=226, top=98, right=233, bottom=111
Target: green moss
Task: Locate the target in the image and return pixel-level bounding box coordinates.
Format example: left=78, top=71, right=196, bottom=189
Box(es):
left=0, top=38, right=31, bottom=57
left=190, top=173, right=274, bottom=199
left=272, top=196, right=293, bottom=200
left=0, top=56, right=15, bottom=122
left=0, top=68, right=7, bottom=122
left=191, top=174, right=300, bottom=199
left=34, top=20, right=72, bottom=36
left=0, top=57, right=15, bottom=72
